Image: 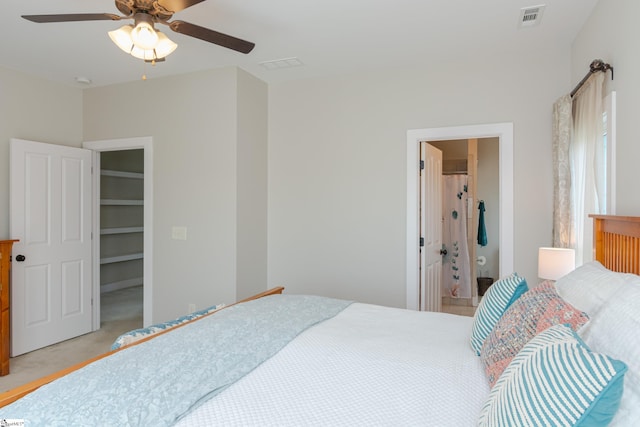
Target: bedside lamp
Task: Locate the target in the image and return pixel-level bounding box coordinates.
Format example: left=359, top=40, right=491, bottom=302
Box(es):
left=538, top=247, right=575, bottom=280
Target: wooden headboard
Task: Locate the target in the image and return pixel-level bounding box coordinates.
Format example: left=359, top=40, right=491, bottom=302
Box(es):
left=590, top=215, right=640, bottom=275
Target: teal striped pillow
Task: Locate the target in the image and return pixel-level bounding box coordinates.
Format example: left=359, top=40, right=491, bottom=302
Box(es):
left=470, top=273, right=527, bottom=355
left=478, top=324, right=627, bottom=427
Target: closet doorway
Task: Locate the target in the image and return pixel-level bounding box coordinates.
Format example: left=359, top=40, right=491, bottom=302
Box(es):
left=99, top=149, right=144, bottom=331
left=406, top=123, right=514, bottom=311
left=84, top=137, right=153, bottom=330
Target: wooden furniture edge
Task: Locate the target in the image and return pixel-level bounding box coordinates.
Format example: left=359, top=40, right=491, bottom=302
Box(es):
left=590, top=215, right=640, bottom=274
left=0, top=286, right=285, bottom=408
left=236, top=286, right=285, bottom=304
left=0, top=240, right=19, bottom=377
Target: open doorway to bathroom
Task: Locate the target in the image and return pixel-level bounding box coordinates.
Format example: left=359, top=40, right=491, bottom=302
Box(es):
left=429, top=138, right=499, bottom=312
left=406, top=123, right=514, bottom=312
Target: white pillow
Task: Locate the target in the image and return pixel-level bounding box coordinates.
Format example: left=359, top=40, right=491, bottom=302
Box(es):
left=580, top=276, right=640, bottom=426
left=554, top=261, right=629, bottom=315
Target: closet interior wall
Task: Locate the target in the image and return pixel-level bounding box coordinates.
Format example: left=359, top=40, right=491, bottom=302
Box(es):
left=99, top=149, right=144, bottom=294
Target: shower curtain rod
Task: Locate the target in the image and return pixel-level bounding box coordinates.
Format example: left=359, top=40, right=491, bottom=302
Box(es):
left=570, top=59, right=614, bottom=98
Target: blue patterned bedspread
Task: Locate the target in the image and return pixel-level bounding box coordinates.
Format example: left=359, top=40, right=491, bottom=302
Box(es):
left=0, top=295, right=351, bottom=426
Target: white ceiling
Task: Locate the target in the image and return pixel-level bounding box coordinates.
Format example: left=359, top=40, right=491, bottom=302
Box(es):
left=0, top=0, right=599, bottom=87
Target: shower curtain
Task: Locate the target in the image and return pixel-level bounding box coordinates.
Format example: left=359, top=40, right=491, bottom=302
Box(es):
left=442, top=175, right=471, bottom=298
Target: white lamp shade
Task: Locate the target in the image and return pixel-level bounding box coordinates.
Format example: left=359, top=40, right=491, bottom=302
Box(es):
left=538, top=247, right=575, bottom=280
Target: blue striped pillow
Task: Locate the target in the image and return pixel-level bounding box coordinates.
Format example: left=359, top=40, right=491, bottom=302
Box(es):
left=478, top=324, right=627, bottom=427
left=470, top=273, right=527, bottom=355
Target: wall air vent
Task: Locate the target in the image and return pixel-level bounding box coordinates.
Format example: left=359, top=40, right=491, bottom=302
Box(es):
left=519, top=5, right=545, bottom=28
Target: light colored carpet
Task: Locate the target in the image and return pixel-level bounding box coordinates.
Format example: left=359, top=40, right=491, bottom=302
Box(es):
left=0, top=286, right=143, bottom=393
left=441, top=303, right=476, bottom=317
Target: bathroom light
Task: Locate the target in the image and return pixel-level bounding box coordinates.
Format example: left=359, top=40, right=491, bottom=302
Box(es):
left=538, top=247, right=575, bottom=280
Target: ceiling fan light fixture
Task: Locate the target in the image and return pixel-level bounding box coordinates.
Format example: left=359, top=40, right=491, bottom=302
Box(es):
left=128, top=33, right=176, bottom=61
left=109, top=24, right=177, bottom=61
left=154, top=31, right=178, bottom=59
left=131, top=20, right=159, bottom=50
left=130, top=46, right=158, bottom=61
left=108, top=25, right=135, bottom=53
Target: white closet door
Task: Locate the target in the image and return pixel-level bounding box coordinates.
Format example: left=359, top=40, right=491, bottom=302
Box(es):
left=11, top=139, right=92, bottom=356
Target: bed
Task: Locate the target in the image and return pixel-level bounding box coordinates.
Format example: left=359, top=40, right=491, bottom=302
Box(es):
left=0, top=214, right=638, bottom=426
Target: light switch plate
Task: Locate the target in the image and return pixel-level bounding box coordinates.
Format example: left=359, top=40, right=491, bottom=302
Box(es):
left=171, top=226, right=187, bottom=240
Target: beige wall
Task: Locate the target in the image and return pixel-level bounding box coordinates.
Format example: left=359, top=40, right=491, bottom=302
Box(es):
left=236, top=69, right=269, bottom=300
left=0, top=67, right=83, bottom=237
left=268, top=49, right=570, bottom=307
left=83, top=67, right=268, bottom=322
left=572, top=0, right=640, bottom=214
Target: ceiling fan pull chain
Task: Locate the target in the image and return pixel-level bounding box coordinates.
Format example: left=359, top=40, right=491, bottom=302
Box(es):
left=141, top=59, right=147, bottom=81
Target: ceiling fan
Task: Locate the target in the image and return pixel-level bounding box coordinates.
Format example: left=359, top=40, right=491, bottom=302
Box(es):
left=22, top=0, right=255, bottom=63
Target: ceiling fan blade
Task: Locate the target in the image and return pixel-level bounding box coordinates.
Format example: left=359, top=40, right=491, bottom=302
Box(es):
left=22, top=13, right=122, bottom=23
left=168, top=20, right=255, bottom=54
left=157, top=0, right=207, bottom=13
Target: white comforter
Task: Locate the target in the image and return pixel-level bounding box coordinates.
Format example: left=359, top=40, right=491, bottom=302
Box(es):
left=177, top=303, right=489, bottom=426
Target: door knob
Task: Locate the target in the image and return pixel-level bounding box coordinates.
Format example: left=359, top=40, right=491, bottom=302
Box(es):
left=15, top=254, right=26, bottom=262
left=440, top=249, right=448, bottom=256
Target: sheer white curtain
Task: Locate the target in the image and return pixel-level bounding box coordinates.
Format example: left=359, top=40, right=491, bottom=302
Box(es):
left=571, top=72, right=607, bottom=265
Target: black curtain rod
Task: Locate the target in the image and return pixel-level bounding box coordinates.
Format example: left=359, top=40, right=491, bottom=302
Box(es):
left=570, top=59, right=614, bottom=98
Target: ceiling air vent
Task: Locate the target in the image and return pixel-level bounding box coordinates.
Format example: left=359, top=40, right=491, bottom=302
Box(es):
left=259, top=57, right=304, bottom=70
left=519, top=5, right=545, bottom=28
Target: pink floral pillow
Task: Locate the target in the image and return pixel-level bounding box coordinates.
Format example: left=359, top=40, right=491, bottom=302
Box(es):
left=480, top=280, right=589, bottom=387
